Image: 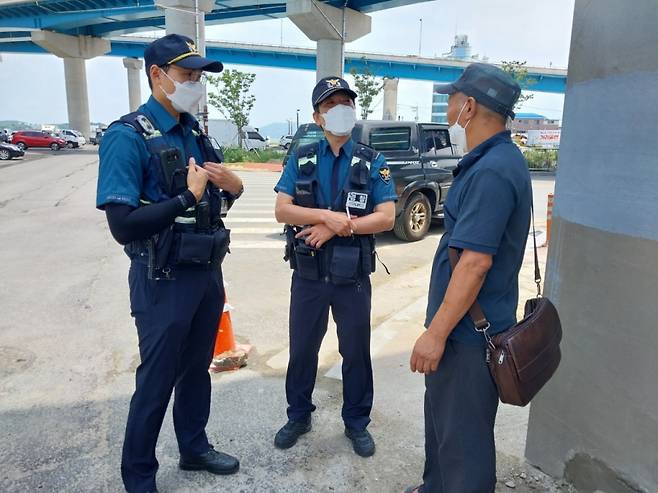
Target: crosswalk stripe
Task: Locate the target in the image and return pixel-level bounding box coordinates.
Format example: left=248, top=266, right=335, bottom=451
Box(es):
left=230, top=227, right=283, bottom=234
left=230, top=240, right=284, bottom=249
left=224, top=217, right=276, bottom=223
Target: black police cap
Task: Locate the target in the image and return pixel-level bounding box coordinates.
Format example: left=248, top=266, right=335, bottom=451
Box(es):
left=144, top=34, right=223, bottom=73
left=312, top=76, right=358, bottom=108
left=435, top=63, right=521, bottom=119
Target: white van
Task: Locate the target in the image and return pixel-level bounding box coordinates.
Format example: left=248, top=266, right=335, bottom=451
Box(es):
left=241, top=126, right=267, bottom=151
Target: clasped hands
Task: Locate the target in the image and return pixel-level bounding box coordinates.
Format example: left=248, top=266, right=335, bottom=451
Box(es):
left=295, top=210, right=356, bottom=249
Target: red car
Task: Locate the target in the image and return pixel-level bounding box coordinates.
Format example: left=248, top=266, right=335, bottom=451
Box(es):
left=11, top=130, right=67, bottom=151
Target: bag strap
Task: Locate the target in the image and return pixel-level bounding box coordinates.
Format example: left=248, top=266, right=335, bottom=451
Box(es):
left=448, top=201, right=542, bottom=343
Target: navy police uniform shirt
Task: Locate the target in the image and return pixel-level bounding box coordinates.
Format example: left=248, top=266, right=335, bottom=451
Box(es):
left=274, top=138, right=397, bottom=207
left=96, top=95, right=205, bottom=210
left=425, top=130, right=532, bottom=346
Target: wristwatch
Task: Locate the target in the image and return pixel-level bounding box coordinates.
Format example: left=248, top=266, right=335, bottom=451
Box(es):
left=229, top=184, right=244, bottom=200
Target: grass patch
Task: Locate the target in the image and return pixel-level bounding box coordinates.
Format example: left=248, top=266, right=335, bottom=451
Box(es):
left=223, top=147, right=285, bottom=163
left=524, top=149, right=558, bottom=170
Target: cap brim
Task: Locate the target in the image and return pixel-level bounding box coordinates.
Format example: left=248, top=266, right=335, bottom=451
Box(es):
left=313, top=87, right=358, bottom=107
left=175, top=55, right=223, bottom=73
left=433, top=82, right=458, bottom=95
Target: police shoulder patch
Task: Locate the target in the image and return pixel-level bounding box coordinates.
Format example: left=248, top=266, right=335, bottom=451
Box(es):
left=379, top=166, right=391, bottom=183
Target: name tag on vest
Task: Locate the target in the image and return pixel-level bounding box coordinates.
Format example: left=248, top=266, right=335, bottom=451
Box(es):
left=346, top=192, right=368, bottom=210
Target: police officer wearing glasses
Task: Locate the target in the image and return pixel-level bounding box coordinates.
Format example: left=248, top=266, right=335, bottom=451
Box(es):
left=96, top=34, right=243, bottom=493
left=273, top=77, right=397, bottom=457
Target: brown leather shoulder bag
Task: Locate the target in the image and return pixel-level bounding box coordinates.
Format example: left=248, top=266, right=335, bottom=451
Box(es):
left=448, top=207, right=562, bottom=407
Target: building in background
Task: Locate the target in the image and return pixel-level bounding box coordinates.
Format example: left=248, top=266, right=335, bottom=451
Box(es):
left=510, top=113, right=560, bottom=132
left=431, top=35, right=485, bottom=123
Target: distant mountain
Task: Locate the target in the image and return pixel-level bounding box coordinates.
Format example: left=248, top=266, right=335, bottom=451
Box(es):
left=258, top=122, right=295, bottom=140
left=0, top=120, right=39, bottom=131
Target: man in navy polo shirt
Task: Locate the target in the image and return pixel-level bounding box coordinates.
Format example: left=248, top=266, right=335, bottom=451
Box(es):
left=404, top=64, right=531, bottom=493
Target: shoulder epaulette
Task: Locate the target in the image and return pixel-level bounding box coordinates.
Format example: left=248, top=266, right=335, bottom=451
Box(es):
left=296, top=141, right=319, bottom=159
left=118, top=112, right=160, bottom=139
left=353, top=142, right=379, bottom=163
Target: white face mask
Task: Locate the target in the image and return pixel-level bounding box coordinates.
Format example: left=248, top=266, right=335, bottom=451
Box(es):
left=161, top=70, right=204, bottom=114
left=448, top=100, right=471, bottom=152
left=321, top=104, right=357, bottom=136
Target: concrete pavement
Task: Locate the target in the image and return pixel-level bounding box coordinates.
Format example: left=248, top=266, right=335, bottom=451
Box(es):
left=0, top=151, right=574, bottom=492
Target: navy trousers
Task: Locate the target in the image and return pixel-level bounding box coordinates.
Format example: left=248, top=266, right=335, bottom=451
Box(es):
left=121, top=262, right=223, bottom=493
left=421, top=339, right=499, bottom=493
left=285, top=273, right=373, bottom=431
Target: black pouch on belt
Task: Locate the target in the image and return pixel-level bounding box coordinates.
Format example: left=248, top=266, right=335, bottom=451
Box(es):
left=211, top=228, right=231, bottom=266
left=176, top=232, right=214, bottom=265
left=329, top=245, right=361, bottom=285
left=294, top=241, right=321, bottom=281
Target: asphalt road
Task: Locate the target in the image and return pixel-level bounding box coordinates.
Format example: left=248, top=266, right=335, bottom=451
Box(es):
left=0, top=149, right=562, bottom=493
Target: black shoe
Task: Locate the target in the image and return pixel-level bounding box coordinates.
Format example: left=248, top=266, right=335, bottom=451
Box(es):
left=179, top=446, right=240, bottom=475
left=344, top=428, right=375, bottom=457
left=274, top=419, right=312, bottom=449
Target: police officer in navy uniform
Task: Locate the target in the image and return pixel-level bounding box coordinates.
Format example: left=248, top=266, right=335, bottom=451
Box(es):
left=96, top=34, right=243, bottom=493
left=273, top=77, right=397, bottom=457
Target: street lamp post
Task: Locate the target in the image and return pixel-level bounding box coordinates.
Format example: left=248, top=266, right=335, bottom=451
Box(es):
left=296, top=109, right=300, bottom=130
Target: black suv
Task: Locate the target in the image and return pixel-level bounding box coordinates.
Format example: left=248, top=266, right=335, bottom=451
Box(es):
left=283, top=121, right=463, bottom=241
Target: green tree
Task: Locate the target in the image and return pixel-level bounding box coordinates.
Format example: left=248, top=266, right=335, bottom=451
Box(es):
left=207, top=69, right=256, bottom=147
left=501, top=60, right=536, bottom=109
left=350, top=66, right=385, bottom=120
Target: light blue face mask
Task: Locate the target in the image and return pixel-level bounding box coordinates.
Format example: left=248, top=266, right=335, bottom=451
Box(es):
left=161, top=70, right=204, bottom=114
left=448, top=99, right=471, bottom=152
left=321, top=104, right=357, bottom=136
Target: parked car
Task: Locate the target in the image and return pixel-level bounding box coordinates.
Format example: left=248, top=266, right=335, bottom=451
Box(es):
left=279, top=135, right=293, bottom=149
left=207, top=120, right=268, bottom=151
left=11, top=130, right=67, bottom=151
left=0, top=141, right=24, bottom=160
left=57, top=129, right=86, bottom=148
left=90, top=128, right=106, bottom=145
left=283, top=120, right=463, bottom=241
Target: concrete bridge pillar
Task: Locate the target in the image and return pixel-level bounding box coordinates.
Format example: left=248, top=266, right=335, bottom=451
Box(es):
left=525, top=1, right=658, bottom=492
left=158, top=0, right=215, bottom=54
left=382, top=78, right=399, bottom=120
left=31, top=31, right=110, bottom=138
left=287, top=0, right=371, bottom=81
left=122, top=57, right=144, bottom=112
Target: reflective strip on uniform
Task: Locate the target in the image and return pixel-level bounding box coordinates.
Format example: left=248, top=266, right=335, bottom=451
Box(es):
left=175, top=216, right=197, bottom=224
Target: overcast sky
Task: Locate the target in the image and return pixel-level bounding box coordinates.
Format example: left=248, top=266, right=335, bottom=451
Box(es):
left=0, top=0, right=574, bottom=128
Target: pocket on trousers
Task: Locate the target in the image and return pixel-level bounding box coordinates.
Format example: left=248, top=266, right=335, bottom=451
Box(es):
left=211, top=228, right=231, bottom=265
left=330, top=245, right=360, bottom=284
left=294, top=247, right=321, bottom=281
left=176, top=233, right=214, bottom=265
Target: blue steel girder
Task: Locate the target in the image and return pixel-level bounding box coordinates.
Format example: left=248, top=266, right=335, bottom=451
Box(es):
left=0, top=0, right=414, bottom=36
left=81, top=4, right=287, bottom=37
left=0, top=39, right=566, bottom=93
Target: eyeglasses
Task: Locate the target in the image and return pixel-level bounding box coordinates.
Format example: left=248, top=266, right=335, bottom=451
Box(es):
left=161, top=65, right=207, bottom=84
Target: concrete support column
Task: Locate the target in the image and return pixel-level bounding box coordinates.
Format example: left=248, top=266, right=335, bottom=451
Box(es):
left=525, top=1, right=658, bottom=492
left=382, top=78, right=399, bottom=120
left=316, top=39, right=343, bottom=82
left=31, top=31, right=110, bottom=138
left=62, top=58, right=90, bottom=140
left=287, top=0, right=371, bottom=81
left=158, top=0, right=215, bottom=53
left=123, top=57, right=144, bottom=113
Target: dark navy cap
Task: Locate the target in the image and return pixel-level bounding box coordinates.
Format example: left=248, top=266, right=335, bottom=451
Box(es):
left=312, top=76, right=358, bottom=108
left=144, top=34, right=223, bottom=73
left=435, top=63, right=521, bottom=119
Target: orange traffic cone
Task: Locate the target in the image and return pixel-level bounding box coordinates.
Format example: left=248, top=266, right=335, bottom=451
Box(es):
left=209, top=288, right=250, bottom=373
